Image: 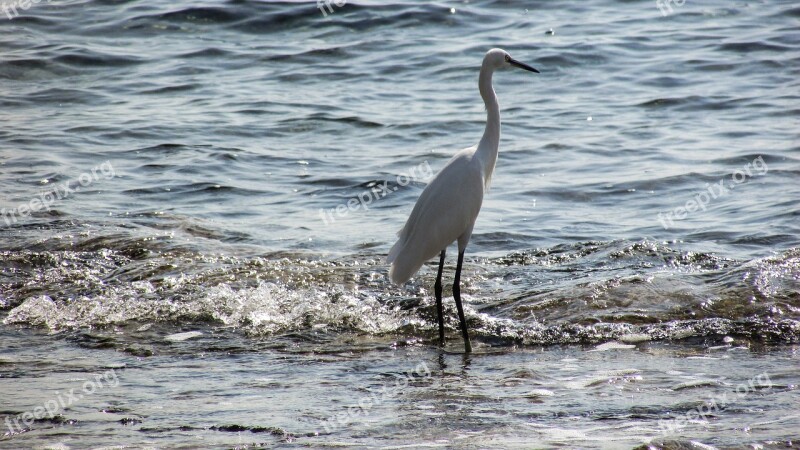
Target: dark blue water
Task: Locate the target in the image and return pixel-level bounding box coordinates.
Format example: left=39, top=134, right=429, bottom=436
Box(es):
left=1, top=0, right=799, bottom=448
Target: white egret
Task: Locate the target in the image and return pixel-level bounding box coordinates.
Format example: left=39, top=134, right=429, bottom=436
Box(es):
left=387, top=48, right=538, bottom=353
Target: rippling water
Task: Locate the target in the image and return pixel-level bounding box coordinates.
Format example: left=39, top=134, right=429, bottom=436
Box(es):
left=1, top=0, right=799, bottom=448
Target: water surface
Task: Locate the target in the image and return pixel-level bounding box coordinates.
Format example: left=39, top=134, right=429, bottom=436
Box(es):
left=1, top=0, right=799, bottom=448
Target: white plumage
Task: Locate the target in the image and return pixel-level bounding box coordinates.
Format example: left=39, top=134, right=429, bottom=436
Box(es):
left=387, top=146, right=484, bottom=284
left=387, top=48, right=538, bottom=352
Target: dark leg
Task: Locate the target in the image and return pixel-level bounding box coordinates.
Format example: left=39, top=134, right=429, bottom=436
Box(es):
left=434, top=249, right=446, bottom=345
left=453, top=250, right=472, bottom=353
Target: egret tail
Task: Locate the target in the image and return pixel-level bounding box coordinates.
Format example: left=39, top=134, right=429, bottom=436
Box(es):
left=387, top=233, right=437, bottom=284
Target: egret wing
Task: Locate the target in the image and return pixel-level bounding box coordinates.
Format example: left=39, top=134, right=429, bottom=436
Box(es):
left=388, top=149, right=484, bottom=284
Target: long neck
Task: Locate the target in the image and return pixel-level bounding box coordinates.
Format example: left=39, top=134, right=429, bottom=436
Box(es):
left=477, top=65, right=500, bottom=187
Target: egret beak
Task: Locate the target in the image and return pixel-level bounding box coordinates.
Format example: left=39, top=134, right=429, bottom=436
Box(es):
left=509, top=58, right=539, bottom=73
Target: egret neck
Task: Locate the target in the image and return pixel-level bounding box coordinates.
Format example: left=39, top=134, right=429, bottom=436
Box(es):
left=477, top=61, right=501, bottom=189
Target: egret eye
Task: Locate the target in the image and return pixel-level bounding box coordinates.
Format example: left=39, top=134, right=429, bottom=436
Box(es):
left=505, top=54, right=510, bottom=62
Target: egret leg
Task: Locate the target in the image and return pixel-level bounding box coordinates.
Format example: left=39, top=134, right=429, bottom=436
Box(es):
left=434, top=249, right=446, bottom=345
left=453, top=250, right=472, bottom=353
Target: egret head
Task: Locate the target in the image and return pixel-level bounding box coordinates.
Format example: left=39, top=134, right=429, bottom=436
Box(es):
left=483, top=48, right=539, bottom=73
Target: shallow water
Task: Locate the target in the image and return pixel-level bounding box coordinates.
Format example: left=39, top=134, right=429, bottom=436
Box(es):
left=2, top=326, right=799, bottom=449
left=1, top=0, right=799, bottom=448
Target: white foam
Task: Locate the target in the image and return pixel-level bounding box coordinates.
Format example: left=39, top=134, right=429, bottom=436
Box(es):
left=165, top=331, right=203, bottom=342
